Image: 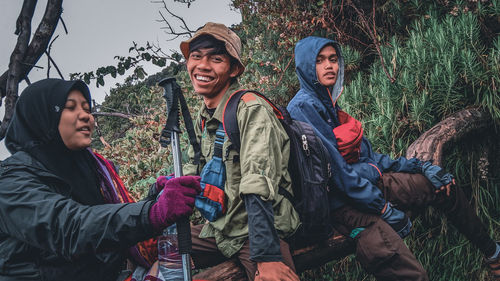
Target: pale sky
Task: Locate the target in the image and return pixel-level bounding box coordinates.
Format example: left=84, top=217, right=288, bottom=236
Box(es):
left=0, top=0, right=241, bottom=160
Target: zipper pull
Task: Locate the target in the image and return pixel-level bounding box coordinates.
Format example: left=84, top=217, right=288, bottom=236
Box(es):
left=302, top=135, right=310, bottom=156
left=328, top=163, right=332, bottom=178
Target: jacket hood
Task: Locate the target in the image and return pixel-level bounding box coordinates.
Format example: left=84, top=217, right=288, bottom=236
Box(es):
left=294, top=36, right=344, bottom=105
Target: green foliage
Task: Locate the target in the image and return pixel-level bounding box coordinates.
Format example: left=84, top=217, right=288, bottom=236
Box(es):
left=70, top=42, right=184, bottom=87
left=485, top=35, right=500, bottom=117
left=94, top=85, right=167, bottom=198
left=237, top=29, right=300, bottom=103
left=95, top=80, right=202, bottom=199
left=99, top=111, right=167, bottom=199
left=344, top=11, right=500, bottom=158
left=93, top=83, right=158, bottom=150
left=91, top=55, right=201, bottom=199
left=233, top=0, right=500, bottom=280
left=92, top=64, right=187, bottom=151
left=88, top=0, right=499, bottom=278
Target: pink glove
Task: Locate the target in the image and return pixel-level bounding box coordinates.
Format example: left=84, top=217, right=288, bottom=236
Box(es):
left=149, top=176, right=201, bottom=232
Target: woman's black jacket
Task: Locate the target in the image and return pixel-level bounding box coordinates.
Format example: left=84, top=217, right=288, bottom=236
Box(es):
left=0, top=151, right=155, bottom=281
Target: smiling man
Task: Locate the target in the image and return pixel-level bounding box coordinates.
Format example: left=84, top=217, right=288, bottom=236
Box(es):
left=287, top=36, right=500, bottom=280
left=179, top=23, right=300, bottom=281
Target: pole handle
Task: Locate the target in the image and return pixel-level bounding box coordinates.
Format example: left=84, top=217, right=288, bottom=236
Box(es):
left=177, top=217, right=192, bottom=254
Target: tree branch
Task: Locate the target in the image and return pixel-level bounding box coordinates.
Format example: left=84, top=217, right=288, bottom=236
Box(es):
left=46, top=34, right=64, bottom=78
left=59, top=15, right=68, bottom=34
left=45, top=50, right=64, bottom=79
left=348, top=0, right=396, bottom=83
left=0, top=0, right=37, bottom=137
left=0, top=0, right=63, bottom=99
left=193, top=234, right=354, bottom=280
left=157, top=11, right=192, bottom=41
left=0, top=0, right=63, bottom=140
left=406, top=107, right=492, bottom=166
left=92, top=100, right=112, bottom=149
left=275, top=55, right=294, bottom=88
left=92, top=111, right=136, bottom=120
left=153, top=0, right=195, bottom=40
left=173, top=0, right=195, bottom=5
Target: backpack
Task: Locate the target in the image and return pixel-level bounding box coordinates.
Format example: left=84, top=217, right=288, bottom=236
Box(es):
left=222, top=90, right=334, bottom=244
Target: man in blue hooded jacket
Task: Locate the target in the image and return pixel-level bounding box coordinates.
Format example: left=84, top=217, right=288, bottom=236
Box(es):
left=287, top=36, right=500, bottom=280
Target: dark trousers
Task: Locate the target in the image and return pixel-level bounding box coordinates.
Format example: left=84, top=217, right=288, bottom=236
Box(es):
left=331, top=172, right=496, bottom=281
left=190, top=224, right=296, bottom=281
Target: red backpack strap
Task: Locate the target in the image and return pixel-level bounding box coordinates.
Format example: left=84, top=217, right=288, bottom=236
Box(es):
left=222, top=89, right=283, bottom=152
left=200, top=117, right=206, bottom=132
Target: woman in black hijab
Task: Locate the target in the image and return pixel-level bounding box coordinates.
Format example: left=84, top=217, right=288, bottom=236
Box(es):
left=0, top=79, right=200, bottom=281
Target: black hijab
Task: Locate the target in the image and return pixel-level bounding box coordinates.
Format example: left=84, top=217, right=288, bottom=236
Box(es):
left=5, top=78, right=104, bottom=205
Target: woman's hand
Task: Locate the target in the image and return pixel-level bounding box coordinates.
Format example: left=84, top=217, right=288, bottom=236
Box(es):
left=154, top=174, right=175, bottom=193
left=148, top=176, right=201, bottom=232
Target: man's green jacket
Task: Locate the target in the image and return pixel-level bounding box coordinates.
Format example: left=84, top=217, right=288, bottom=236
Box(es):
left=184, top=83, right=301, bottom=258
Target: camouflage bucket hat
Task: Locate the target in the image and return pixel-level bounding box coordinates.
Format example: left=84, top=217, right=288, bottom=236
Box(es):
left=180, top=22, right=245, bottom=76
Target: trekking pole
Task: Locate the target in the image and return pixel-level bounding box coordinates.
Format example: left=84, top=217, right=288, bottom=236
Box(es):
left=158, top=77, right=192, bottom=281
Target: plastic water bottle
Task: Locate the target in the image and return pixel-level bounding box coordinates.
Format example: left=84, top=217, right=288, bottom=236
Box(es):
left=158, top=224, right=183, bottom=280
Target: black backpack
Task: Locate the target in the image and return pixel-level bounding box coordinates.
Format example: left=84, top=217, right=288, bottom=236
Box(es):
left=222, top=90, right=334, bottom=244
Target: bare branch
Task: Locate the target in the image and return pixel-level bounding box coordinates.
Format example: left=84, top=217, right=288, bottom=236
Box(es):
left=0, top=0, right=37, bottom=138
left=92, top=100, right=112, bottom=149
left=92, top=111, right=136, bottom=120
left=21, top=62, right=43, bottom=69
left=46, top=34, right=62, bottom=78
left=59, top=16, right=68, bottom=34
left=0, top=0, right=63, bottom=140
left=0, top=0, right=63, bottom=99
left=160, top=0, right=195, bottom=33
left=275, top=56, right=294, bottom=88
left=153, top=0, right=195, bottom=40
left=150, top=45, right=179, bottom=62
left=347, top=0, right=396, bottom=83
left=157, top=10, right=175, bottom=33
left=151, top=40, right=170, bottom=57
left=47, top=52, right=51, bottom=77
left=157, top=11, right=191, bottom=41
left=173, top=0, right=195, bottom=5
left=45, top=51, right=64, bottom=79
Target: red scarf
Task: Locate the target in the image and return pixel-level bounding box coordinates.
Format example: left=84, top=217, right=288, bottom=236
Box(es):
left=93, top=152, right=158, bottom=268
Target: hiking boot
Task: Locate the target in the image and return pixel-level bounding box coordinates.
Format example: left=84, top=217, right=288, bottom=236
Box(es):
left=486, top=246, right=500, bottom=280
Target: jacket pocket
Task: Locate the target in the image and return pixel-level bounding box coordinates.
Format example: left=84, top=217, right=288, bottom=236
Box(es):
left=355, top=220, right=397, bottom=273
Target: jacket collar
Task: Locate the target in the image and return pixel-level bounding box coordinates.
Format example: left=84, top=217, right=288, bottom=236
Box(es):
left=200, top=82, right=241, bottom=125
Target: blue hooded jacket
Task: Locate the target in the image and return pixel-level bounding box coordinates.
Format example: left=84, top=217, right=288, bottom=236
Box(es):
left=287, top=36, right=421, bottom=213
